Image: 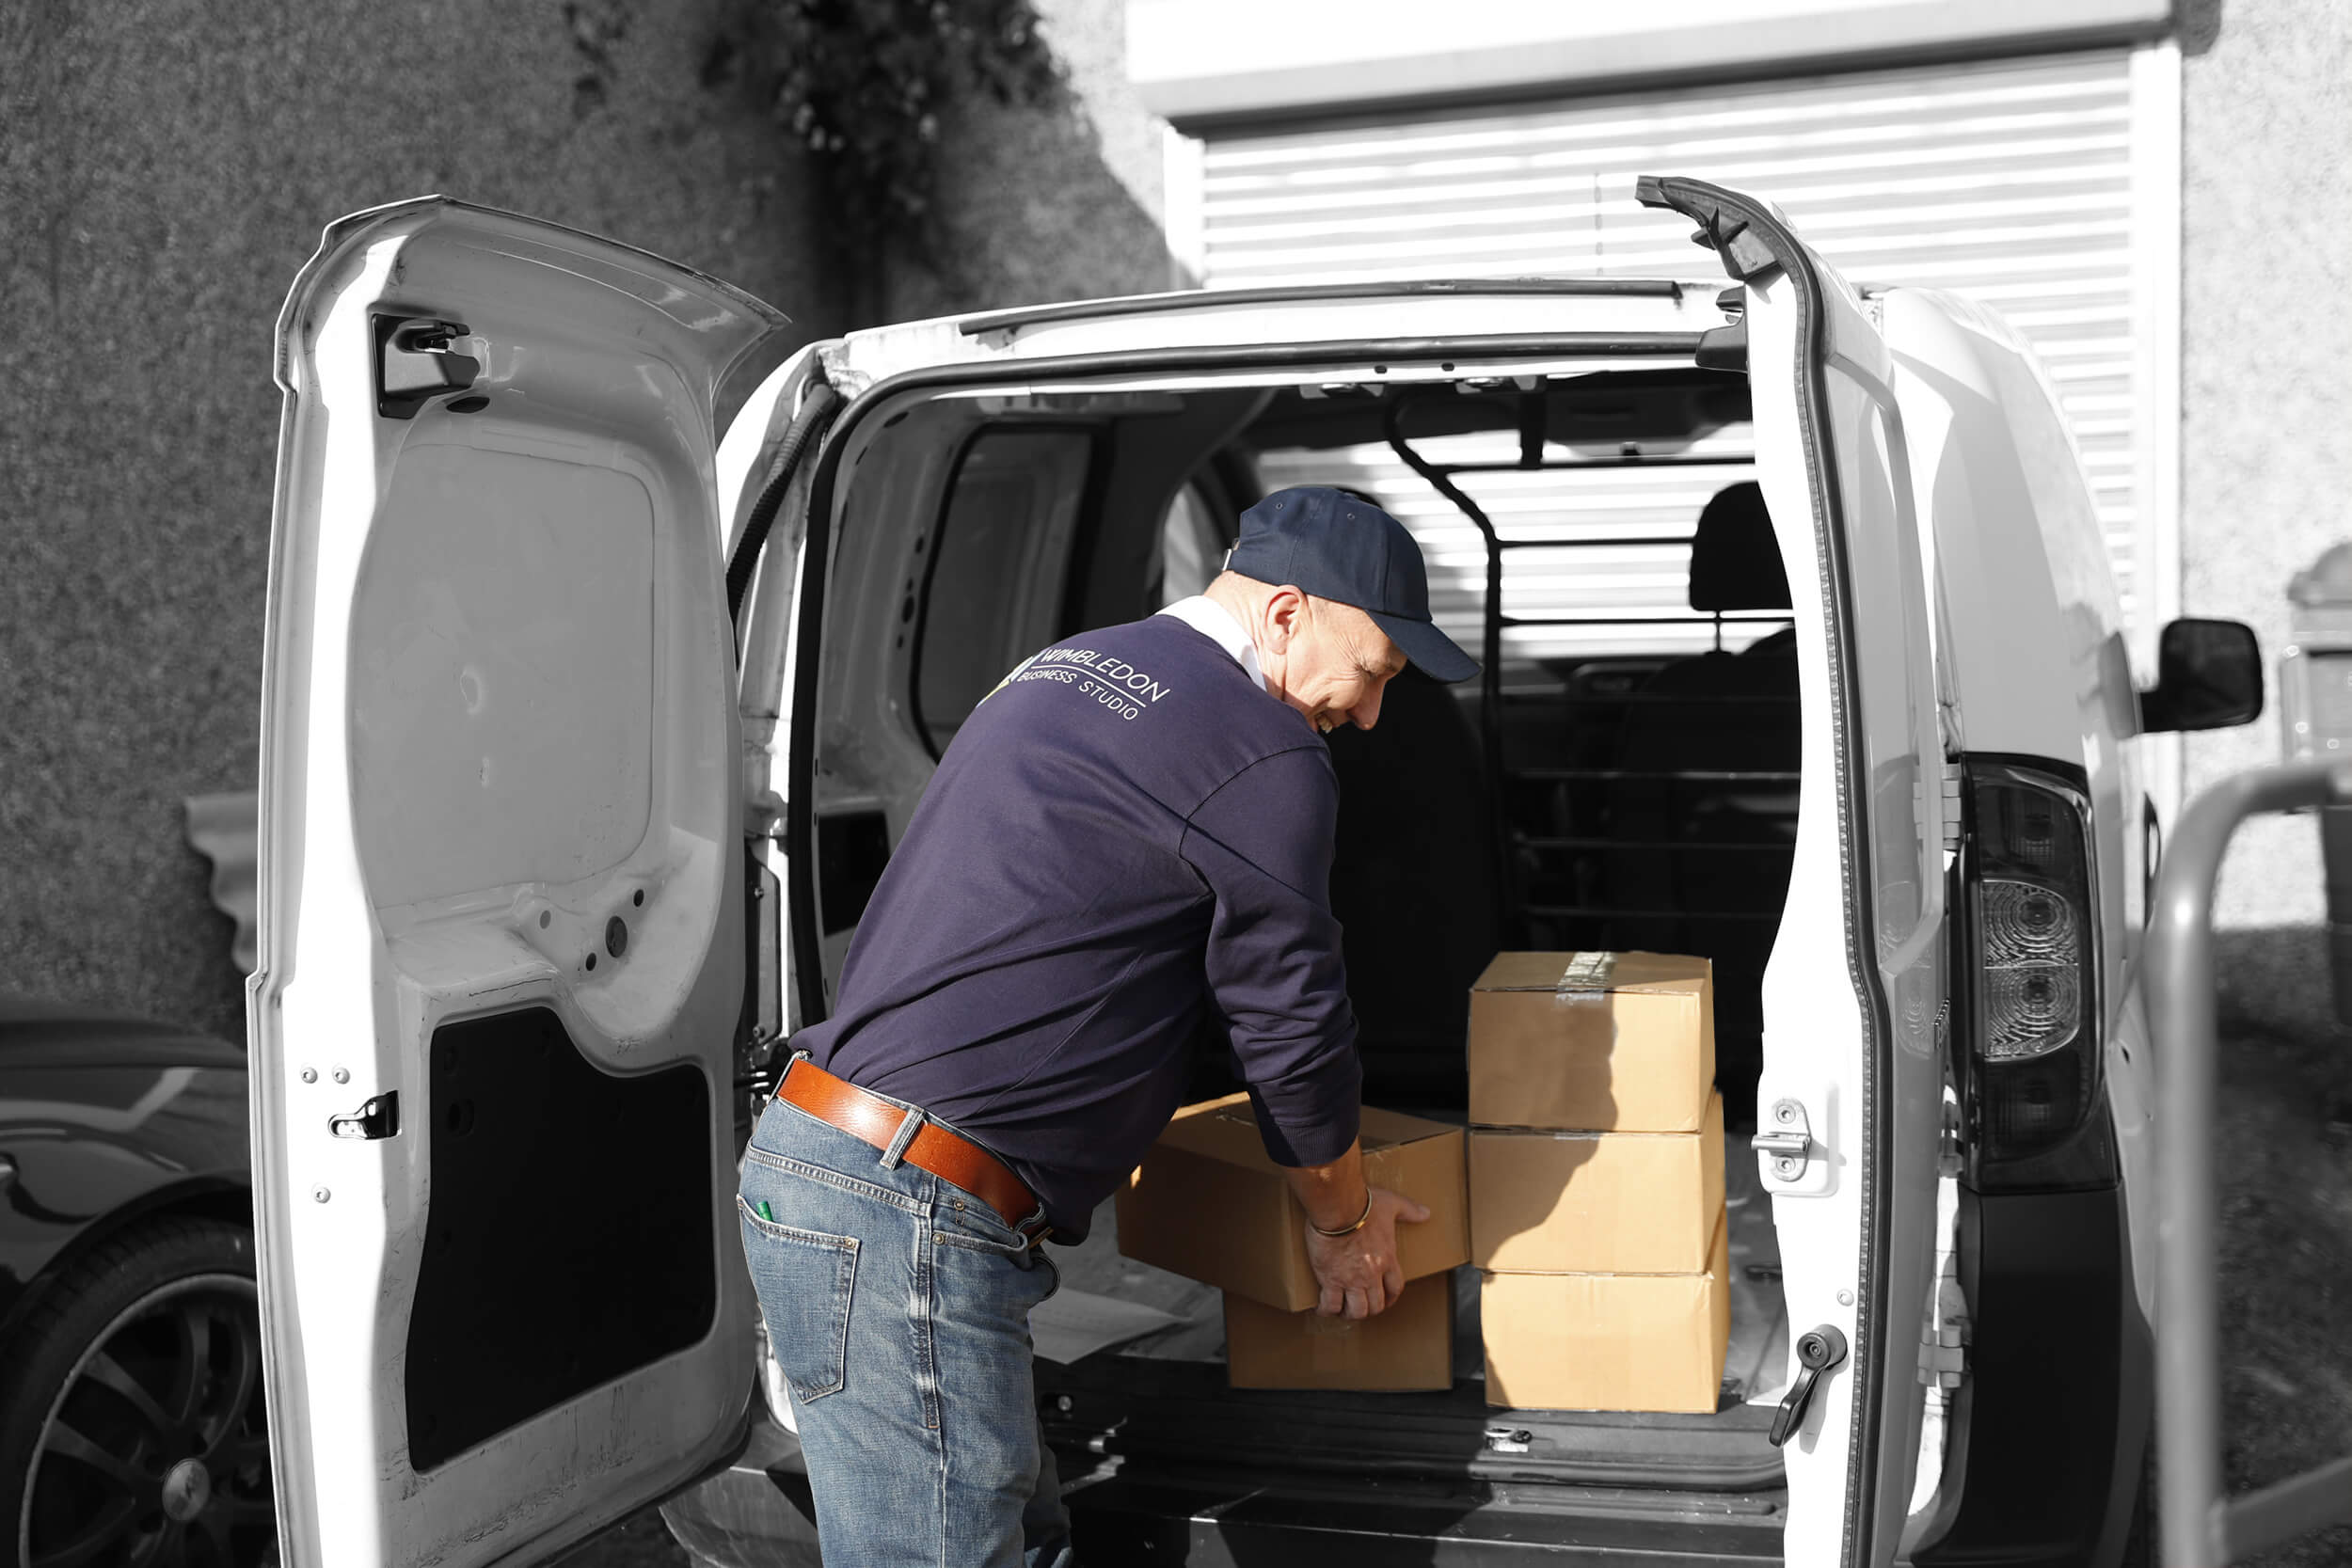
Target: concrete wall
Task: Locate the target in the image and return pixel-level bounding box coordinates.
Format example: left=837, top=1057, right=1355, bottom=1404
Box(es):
left=2178, top=0, right=2352, bottom=1028
left=0, top=0, right=1175, bottom=1044
left=0, top=0, right=848, bottom=1043
left=879, top=0, right=1174, bottom=322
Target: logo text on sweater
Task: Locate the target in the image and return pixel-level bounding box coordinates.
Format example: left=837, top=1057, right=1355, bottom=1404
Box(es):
left=1003, top=645, right=1173, bottom=720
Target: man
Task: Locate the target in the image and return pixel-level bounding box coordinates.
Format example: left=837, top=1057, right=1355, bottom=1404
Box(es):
left=737, top=485, right=1478, bottom=1566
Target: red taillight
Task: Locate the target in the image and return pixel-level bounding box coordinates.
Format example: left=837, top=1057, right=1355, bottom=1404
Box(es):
left=1963, top=764, right=2117, bottom=1190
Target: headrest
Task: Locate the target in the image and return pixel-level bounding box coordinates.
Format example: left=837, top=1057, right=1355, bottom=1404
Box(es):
left=1688, top=482, right=1790, bottom=612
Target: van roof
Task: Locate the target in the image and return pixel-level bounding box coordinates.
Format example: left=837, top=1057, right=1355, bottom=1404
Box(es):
left=949, top=277, right=1701, bottom=339
left=827, top=274, right=1735, bottom=393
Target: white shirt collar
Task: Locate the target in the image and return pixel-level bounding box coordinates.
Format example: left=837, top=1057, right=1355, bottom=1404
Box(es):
left=1154, top=595, right=1266, bottom=691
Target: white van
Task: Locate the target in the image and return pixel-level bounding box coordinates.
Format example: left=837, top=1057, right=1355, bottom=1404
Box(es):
left=248, top=179, right=2263, bottom=1567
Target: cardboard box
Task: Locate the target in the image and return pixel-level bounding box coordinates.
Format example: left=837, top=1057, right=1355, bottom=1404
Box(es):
left=1224, top=1273, right=1454, bottom=1391
left=1117, top=1094, right=1470, bottom=1311
left=1481, top=1212, right=1731, bottom=1413
left=1469, top=1091, right=1724, bottom=1274
left=1467, top=952, right=1715, bottom=1132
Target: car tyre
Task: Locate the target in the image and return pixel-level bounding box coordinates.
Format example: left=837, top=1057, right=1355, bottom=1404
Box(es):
left=0, top=1217, right=276, bottom=1567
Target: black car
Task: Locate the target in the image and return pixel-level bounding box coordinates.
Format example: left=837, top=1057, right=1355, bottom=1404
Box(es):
left=0, top=997, right=272, bottom=1566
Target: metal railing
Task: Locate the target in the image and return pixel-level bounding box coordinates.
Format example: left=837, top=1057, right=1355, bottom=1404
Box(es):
left=2146, top=758, right=2352, bottom=1566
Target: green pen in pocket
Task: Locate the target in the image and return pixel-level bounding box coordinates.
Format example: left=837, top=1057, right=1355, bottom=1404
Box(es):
left=754, top=1199, right=774, bottom=1222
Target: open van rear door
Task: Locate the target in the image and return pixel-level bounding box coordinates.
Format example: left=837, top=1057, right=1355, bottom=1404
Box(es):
left=1638, top=178, right=1952, bottom=1566
left=249, top=198, right=784, bottom=1567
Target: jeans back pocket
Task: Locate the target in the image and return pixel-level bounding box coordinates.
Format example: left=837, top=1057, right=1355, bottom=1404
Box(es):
left=736, top=1195, right=858, bottom=1402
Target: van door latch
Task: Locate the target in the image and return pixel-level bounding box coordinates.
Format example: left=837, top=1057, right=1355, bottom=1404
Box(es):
left=1769, top=1323, right=1849, bottom=1447
left=375, top=316, right=480, bottom=420
left=1751, top=1098, right=1815, bottom=1180
left=329, top=1092, right=399, bottom=1140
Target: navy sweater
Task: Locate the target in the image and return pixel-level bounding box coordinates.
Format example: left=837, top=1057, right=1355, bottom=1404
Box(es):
left=792, top=613, right=1363, bottom=1236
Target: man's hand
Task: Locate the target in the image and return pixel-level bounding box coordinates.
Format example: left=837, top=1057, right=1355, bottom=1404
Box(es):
left=1304, top=1185, right=1431, bottom=1320
left=1278, top=1137, right=1432, bottom=1319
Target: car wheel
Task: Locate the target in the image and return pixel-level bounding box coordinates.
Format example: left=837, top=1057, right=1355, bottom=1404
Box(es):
left=0, top=1218, right=276, bottom=1568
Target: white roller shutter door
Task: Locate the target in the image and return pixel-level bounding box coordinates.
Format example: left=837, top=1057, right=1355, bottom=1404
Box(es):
left=1192, top=47, right=2179, bottom=663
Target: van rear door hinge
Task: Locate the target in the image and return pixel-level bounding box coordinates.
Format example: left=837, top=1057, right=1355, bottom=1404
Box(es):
left=1924, top=761, right=1964, bottom=854
left=1916, top=1248, right=1969, bottom=1388
left=745, top=785, right=787, bottom=842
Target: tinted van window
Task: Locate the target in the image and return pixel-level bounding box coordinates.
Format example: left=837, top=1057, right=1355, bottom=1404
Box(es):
left=914, top=428, right=1092, bottom=752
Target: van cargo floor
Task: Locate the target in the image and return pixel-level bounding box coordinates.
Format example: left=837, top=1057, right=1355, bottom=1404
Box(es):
left=1037, top=1128, right=1788, bottom=1492
left=1039, top=1355, right=1784, bottom=1491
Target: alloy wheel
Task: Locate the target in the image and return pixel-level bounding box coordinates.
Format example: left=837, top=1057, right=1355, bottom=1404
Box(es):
left=18, top=1273, right=274, bottom=1568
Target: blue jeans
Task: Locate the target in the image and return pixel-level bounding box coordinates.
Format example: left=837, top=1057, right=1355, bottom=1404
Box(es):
left=737, top=1093, right=1076, bottom=1568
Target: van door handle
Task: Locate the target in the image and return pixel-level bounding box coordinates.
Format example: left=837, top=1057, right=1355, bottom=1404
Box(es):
left=1768, top=1323, right=1849, bottom=1447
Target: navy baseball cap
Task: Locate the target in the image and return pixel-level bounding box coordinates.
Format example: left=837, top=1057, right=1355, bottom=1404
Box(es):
left=1226, top=486, right=1478, bottom=683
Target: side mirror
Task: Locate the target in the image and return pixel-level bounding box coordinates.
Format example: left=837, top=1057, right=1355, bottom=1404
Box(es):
left=2139, top=618, right=2264, bottom=733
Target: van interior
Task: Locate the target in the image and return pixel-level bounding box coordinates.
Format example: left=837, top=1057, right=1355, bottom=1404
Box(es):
left=803, top=356, right=1803, bottom=1511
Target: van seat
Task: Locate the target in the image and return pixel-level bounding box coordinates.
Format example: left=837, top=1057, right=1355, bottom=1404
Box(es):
left=1326, top=666, right=1500, bottom=1105
left=1606, top=483, right=1799, bottom=1121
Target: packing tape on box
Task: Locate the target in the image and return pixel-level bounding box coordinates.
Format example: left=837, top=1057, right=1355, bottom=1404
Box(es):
left=1554, top=951, right=1617, bottom=998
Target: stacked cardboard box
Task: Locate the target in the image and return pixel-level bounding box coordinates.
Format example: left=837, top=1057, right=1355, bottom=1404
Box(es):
left=1469, top=952, right=1731, bottom=1414
left=1117, top=1094, right=1470, bottom=1390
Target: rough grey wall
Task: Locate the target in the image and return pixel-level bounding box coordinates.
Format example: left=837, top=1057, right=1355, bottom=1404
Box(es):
left=1035, top=0, right=1167, bottom=245
left=2180, top=0, right=2352, bottom=1027
left=2181, top=0, right=2349, bottom=900
left=0, top=0, right=848, bottom=1040
left=879, top=0, right=1174, bottom=321
left=0, top=0, right=1176, bottom=1044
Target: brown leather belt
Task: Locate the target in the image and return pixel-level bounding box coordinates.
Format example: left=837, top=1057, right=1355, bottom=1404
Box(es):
left=776, top=1057, right=1045, bottom=1239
